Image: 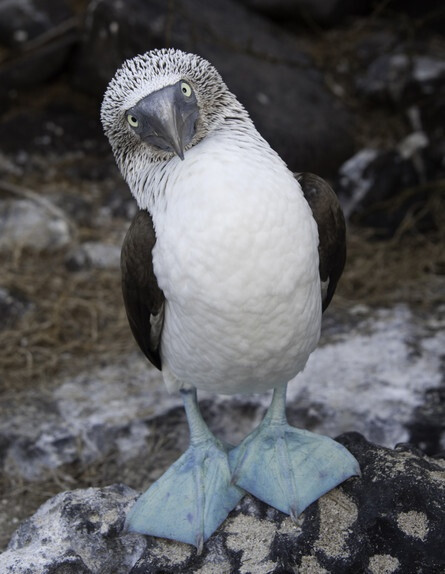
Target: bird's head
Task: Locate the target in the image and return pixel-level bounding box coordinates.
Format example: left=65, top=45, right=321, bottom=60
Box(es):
left=101, top=49, right=248, bottom=203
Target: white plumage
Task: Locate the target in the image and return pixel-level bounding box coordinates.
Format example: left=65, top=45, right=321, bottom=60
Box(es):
left=153, top=130, right=321, bottom=394
left=102, top=48, right=322, bottom=396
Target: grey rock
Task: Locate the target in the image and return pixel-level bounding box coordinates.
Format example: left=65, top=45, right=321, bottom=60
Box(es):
left=336, top=148, right=380, bottom=219
left=0, top=0, right=76, bottom=95
left=336, top=139, right=434, bottom=236
left=101, top=182, right=138, bottom=220
left=1, top=484, right=145, bottom=574
left=354, top=44, right=445, bottom=189
left=409, top=385, right=445, bottom=457
left=285, top=305, right=445, bottom=451
left=355, top=29, right=401, bottom=67
left=0, top=0, right=73, bottom=48
left=65, top=242, right=121, bottom=271
left=74, top=0, right=354, bottom=175
left=358, top=53, right=413, bottom=103
left=2, top=435, right=445, bottom=573
left=0, top=357, right=173, bottom=481
left=75, top=0, right=307, bottom=94
left=0, top=103, right=106, bottom=159
left=357, top=52, right=445, bottom=105
left=0, top=38, right=74, bottom=97
left=0, top=199, right=71, bottom=253
left=52, top=193, right=94, bottom=227
left=0, top=153, right=24, bottom=178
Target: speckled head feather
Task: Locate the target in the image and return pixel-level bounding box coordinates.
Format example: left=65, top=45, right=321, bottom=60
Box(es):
left=101, top=48, right=252, bottom=206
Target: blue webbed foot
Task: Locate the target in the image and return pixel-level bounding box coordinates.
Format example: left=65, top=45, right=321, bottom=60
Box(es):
left=126, top=390, right=244, bottom=552
left=229, top=422, right=360, bottom=518
left=229, top=386, right=360, bottom=518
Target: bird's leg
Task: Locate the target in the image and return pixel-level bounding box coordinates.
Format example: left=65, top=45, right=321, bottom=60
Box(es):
left=229, top=383, right=360, bottom=519
left=125, top=388, right=244, bottom=552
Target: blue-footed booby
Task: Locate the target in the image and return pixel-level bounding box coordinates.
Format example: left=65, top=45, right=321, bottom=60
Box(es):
left=101, top=48, right=360, bottom=552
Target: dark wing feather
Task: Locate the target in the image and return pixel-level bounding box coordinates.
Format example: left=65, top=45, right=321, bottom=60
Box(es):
left=121, top=210, right=165, bottom=369
left=296, top=172, right=346, bottom=312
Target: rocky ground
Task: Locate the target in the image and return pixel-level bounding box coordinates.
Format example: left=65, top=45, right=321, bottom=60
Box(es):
left=2, top=436, right=445, bottom=573
left=0, top=0, right=444, bottom=571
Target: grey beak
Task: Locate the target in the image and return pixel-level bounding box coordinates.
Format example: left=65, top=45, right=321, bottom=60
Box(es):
left=127, top=82, right=199, bottom=160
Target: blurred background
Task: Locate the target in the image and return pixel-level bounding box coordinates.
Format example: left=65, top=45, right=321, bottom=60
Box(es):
left=0, top=0, right=444, bottom=551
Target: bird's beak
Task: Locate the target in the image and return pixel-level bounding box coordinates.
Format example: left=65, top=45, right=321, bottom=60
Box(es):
left=128, top=84, right=198, bottom=160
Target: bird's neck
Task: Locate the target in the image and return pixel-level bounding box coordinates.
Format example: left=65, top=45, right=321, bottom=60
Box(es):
left=127, top=119, right=282, bottom=218
left=127, top=155, right=179, bottom=215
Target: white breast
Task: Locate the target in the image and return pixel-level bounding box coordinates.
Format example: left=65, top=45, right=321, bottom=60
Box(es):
left=151, top=130, right=321, bottom=394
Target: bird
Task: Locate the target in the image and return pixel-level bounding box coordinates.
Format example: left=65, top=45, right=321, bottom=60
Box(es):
left=101, top=48, right=360, bottom=553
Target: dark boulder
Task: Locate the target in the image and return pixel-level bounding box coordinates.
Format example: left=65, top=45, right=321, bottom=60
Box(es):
left=0, top=102, right=105, bottom=159
left=357, top=52, right=445, bottom=106
left=74, top=0, right=354, bottom=175
left=238, top=0, right=373, bottom=27
left=336, top=133, right=442, bottom=237
left=0, top=0, right=73, bottom=49
left=0, top=0, right=77, bottom=96
left=2, top=434, right=445, bottom=573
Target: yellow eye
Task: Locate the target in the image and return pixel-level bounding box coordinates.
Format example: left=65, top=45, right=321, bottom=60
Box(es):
left=127, top=114, right=138, bottom=127
left=180, top=82, right=192, bottom=97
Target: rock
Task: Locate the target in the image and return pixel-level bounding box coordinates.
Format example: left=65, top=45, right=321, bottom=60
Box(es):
left=0, top=102, right=106, bottom=159
left=378, top=0, right=445, bottom=33
left=409, top=386, right=445, bottom=456
left=0, top=199, right=72, bottom=253
left=286, top=305, right=445, bottom=451
left=238, top=0, right=373, bottom=27
left=355, top=46, right=445, bottom=188
left=355, top=29, right=401, bottom=68
left=0, top=0, right=73, bottom=49
left=336, top=137, right=435, bottom=236
left=0, top=356, right=177, bottom=482
left=74, top=0, right=354, bottom=175
left=357, top=52, right=445, bottom=105
left=0, top=0, right=77, bottom=96
left=101, top=182, right=138, bottom=220
left=1, top=305, right=444, bottom=485
left=336, top=148, right=380, bottom=218
left=75, top=0, right=308, bottom=95
left=0, top=287, right=31, bottom=330
left=1, top=484, right=146, bottom=574
left=65, top=242, right=121, bottom=271
left=2, top=434, right=445, bottom=573
left=415, top=85, right=445, bottom=170
left=52, top=192, right=95, bottom=227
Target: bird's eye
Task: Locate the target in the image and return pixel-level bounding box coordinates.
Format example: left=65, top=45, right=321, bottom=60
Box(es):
left=127, top=114, right=139, bottom=128
left=180, top=82, right=192, bottom=97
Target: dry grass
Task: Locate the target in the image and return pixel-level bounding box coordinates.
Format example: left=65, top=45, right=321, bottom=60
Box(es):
left=0, top=251, right=132, bottom=393
left=340, top=182, right=445, bottom=306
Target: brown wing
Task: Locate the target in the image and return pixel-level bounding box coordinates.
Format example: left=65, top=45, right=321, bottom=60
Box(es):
left=121, top=210, right=165, bottom=369
left=296, top=172, right=346, bottom=312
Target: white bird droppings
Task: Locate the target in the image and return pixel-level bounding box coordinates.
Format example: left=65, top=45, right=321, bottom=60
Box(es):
left=314, top=490, right=358, bottom=559
left=368, top=554, right=400, bottom=574
left=299, top=555, right=329, bottom=574
left=397, top=510, right=429, bottom=541
left=225, top=514, right=278, bottom=574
